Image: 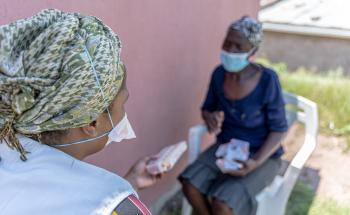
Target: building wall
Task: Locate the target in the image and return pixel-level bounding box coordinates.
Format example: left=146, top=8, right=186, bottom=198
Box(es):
left=0, top=0, right=259, bottom=207
left=258, top=31, right=350, bottom=74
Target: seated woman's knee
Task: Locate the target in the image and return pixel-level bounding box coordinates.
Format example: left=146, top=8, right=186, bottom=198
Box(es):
left=212, top=198, right=232, bottom=214
left=181, top=179, right=200, bottom=195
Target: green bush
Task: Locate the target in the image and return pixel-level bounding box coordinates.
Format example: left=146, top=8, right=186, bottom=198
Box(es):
left=257, top=58, right=350, bottom=147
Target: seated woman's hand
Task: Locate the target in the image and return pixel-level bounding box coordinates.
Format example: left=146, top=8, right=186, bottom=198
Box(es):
left=202, top=111, right=225, bottom=134
left=227, top=159, right=259, bottom=177
left=125, top=156, right=163, bottom=190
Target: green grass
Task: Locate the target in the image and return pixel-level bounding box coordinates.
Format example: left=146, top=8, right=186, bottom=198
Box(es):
left=287, top=182, right=350, bottom=215
left=257, top=58, right=350, bottom=147
left=286, top=182, right=315, bottom=215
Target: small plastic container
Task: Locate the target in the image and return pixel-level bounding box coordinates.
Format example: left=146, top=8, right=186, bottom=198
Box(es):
left=216, top=158, right=243, bottom=173
left=215, top=138, right=250, bottom=172
left=146, top=141, right=187, bottom=175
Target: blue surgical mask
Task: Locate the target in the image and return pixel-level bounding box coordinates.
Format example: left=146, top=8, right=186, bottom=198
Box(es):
left=220, top=49, right=253, bottom=73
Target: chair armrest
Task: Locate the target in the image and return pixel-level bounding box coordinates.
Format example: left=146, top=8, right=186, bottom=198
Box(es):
left=291, top=97, right=318, bottom=170
left=188, top=124, right=208, bottom=164
left=290, top=133, right=317, bottom=170
left=256, top=175, right=284, bottom=201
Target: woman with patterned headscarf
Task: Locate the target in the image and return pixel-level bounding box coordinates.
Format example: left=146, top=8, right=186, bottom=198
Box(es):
left=0, top=9, right=157, bottom=215
left=179, top=16, right=288, bottom=215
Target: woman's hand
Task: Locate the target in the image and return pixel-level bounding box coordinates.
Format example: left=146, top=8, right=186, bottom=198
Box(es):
left=202, top=111, right=225, bottom=134
left=227, top=159, right=259, bottom=177
left=125, top=157, right=163, bottom=191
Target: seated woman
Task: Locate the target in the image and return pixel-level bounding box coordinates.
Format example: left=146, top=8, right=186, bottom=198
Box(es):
left=179, top=16, right=288, bottom=215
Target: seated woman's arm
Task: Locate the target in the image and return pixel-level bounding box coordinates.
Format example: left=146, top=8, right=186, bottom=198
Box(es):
left=252, top=131, right=286, bottom=167
left=202, top=111, right=224, bottom=134
left=228, top=131, right=286, bottom=177
left=201, top=70, right=225, bottom=133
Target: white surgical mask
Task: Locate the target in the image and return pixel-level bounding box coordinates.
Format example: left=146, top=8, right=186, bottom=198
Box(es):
left=106, top=113, right=136, bottom=146
left=54, top=113, right=136, bottom=147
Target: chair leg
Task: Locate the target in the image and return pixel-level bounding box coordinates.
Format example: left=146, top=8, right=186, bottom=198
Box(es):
left=181, top=198, right=192, bottom=215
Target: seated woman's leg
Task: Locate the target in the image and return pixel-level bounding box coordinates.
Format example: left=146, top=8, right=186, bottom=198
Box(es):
left=211, top=197, right=234, bottom=215
left=179, top=143, right=223, bottom=215
left=207, top=158, right=282, bottom=215
left=181, top=179, right=211, bottom=215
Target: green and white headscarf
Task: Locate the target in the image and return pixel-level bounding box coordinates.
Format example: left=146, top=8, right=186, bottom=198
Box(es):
left=0, top=9, right=124, bottom=160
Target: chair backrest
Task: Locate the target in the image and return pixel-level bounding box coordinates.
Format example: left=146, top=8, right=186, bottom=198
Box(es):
left=283, top=92, right=317, bottom=132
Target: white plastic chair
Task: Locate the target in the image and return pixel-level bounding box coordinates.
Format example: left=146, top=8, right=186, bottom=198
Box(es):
left=181, top=92, right=318, bottom=215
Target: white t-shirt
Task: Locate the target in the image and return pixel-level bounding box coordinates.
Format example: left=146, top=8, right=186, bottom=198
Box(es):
left=0, top=135, right=139, bottom=215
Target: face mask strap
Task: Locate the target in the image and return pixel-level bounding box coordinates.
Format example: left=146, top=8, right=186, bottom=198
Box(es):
left=247, top=47, right=257, bottom=58
left=82, top=45, right=115, bottom=128
left=54, top=131, right=110, bottom=147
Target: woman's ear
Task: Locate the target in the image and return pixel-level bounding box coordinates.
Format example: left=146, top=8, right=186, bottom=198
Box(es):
left=81, top=120, right=98, bottom=137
